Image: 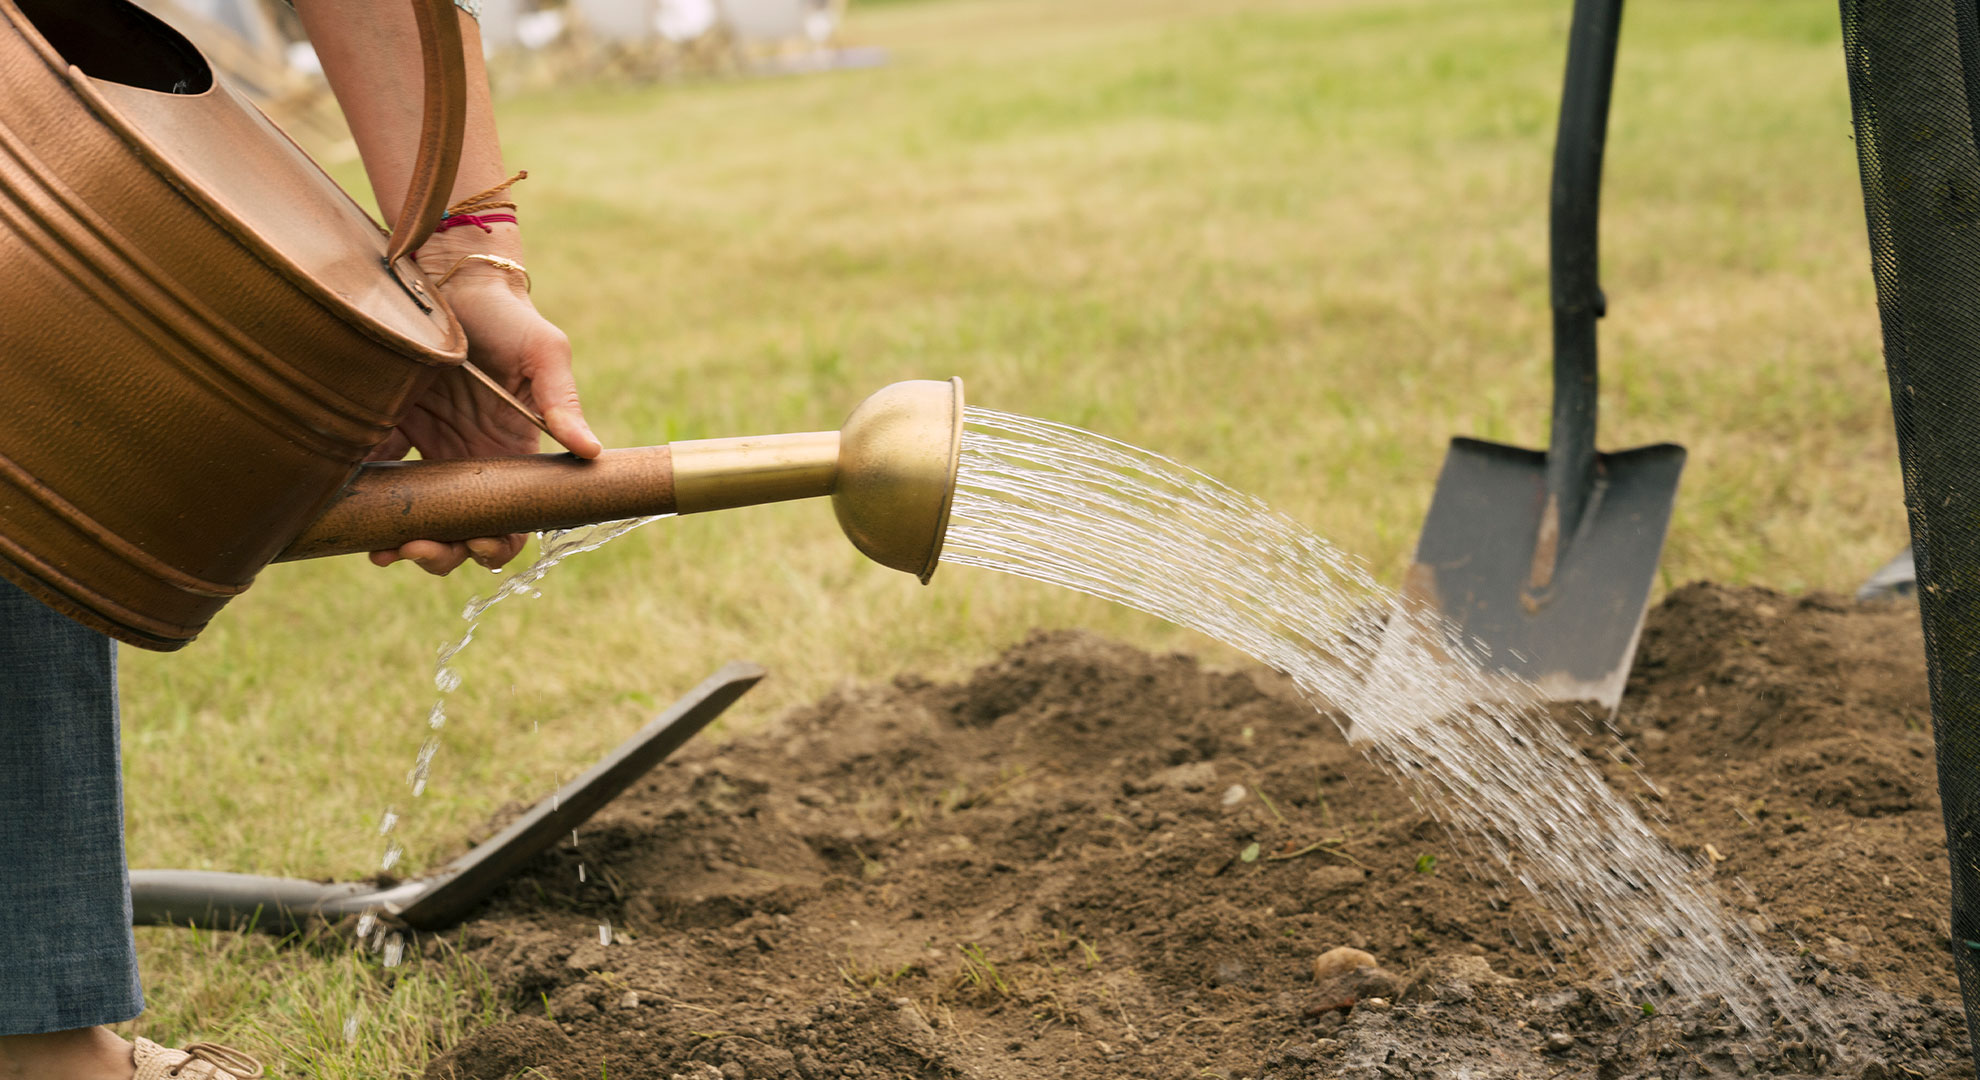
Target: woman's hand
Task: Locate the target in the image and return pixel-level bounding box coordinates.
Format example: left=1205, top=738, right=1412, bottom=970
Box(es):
left=367, top=229, right=603, bottom=576
left=295, top=4, right=599, bottom=576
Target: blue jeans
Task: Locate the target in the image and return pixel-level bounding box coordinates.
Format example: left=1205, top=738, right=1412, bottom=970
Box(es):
left=0, top=576, right=142, bottom=1033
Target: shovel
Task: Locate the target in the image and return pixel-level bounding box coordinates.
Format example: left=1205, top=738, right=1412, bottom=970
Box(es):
left=1406, top=0, right=1683, bottom=710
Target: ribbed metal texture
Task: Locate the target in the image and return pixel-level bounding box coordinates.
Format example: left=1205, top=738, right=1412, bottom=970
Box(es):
left=0, top=0, right=465, bottom=650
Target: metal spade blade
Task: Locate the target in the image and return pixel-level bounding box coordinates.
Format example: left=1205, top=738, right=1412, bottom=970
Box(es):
left=1409, top=438, right=1683, bottom=709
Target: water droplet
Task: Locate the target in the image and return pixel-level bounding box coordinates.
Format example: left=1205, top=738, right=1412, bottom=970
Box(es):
left=380, top=841, right=402, bottom=872
left=355, top=911, right=376, bottom=938
left=598, top=921, right=611, bottom=946
left=378, top=810, right=398, bottom=836
left=407, top=736, right=441, bottom=796
left=427, top=702, right=446, bottom=730
left=383, top=934, right=405, bottom=967
left=578, top=864, right=586, bottom=883
left=342, top=1015, right=359, bottom=1045
left=434, top=666, right=461, bottom=693
left=437, top=624, right=477, bottom=666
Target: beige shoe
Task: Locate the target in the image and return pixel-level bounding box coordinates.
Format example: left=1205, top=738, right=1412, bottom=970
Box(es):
left=132, top=1039, right=265, bottom=1080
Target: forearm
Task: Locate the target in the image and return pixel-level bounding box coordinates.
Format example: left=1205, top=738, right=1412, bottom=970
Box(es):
left=293, top=0, right=510, bottom=235
left=294, top=3, right=595, bottom=574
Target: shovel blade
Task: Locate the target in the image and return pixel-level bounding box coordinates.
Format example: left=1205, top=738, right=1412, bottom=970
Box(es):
left=1408, top=437, right=1685, bottom=710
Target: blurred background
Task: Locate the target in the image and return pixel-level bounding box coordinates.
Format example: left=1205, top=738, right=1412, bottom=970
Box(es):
left=134, top=0, right=880, bottom=143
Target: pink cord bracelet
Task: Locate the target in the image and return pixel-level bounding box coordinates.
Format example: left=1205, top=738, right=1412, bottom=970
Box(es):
left=434, top=211, right=518, bottom=234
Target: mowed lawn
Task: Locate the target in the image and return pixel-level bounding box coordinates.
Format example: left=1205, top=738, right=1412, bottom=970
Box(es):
left=119, top=0, right=1893, bottom=1070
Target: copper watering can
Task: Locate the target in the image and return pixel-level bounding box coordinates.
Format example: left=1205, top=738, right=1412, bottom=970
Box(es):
left=0, top=0, right=963, bottom=651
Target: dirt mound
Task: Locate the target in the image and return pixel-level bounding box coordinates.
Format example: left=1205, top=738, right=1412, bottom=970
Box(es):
left=425, top=585, right=1973, bottom=1079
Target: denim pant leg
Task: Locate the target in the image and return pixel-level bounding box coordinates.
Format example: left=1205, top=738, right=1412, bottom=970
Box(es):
left=0, top=577, right=142, bottom=1034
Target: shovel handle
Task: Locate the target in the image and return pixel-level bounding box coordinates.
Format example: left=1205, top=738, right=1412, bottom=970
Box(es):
left=1545, top=0, right=1624, bottom=546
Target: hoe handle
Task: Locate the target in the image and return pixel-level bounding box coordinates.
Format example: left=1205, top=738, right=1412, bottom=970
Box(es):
left=277, top=447, right=679, bottom=561
left=1545, top=0, right=1624, bottom=545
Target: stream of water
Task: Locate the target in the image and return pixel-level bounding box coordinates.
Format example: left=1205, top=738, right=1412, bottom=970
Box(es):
left=941, top=408, right=1810, bottom=1031
left=362, top=515, right=664, bottom=964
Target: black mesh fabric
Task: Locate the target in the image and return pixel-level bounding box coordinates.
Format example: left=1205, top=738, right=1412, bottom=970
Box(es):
left=1840, top=0, right=1980, bottom=1063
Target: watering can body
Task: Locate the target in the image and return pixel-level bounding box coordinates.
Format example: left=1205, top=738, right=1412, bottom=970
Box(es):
left=0, top=0, right=963, bottom=654
left=0, top=0, right=471, bottom=650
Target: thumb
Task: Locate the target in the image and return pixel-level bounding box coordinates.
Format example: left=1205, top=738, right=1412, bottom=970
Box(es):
left=523, top=325, right=603, bottom=459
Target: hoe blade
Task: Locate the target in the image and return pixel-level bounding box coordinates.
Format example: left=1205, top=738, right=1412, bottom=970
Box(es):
left=1408, top=437, right=1684, bottom=710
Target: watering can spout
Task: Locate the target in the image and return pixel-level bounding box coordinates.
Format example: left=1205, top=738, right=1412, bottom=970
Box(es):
left=277, top=378, right=965, bottom=583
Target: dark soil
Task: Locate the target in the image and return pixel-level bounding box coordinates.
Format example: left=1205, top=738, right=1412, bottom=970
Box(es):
left=421, top=584, right=1974, bottom=1079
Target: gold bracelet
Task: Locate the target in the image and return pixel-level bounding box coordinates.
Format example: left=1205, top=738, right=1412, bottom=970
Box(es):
left=434, top=253, right=532, bottom=293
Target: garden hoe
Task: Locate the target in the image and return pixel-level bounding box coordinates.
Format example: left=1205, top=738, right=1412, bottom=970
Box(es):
left=1407, top=0, right=1683, bottom=710
left=131, top=662, right=765, bottom=932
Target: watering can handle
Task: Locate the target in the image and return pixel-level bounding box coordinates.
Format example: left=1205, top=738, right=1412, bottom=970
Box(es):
left=378, top=1, right=554, bottom=439
left=382, top=0, right=470, bottom=268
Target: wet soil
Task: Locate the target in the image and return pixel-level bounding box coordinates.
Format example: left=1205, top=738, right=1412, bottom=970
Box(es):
left=422, top=584, right=1975, bottom=1079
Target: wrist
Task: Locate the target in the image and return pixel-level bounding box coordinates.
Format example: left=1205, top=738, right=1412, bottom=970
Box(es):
left=416, top=226, right=529, bottom=294
left=417, top=222, right=523, bottom=261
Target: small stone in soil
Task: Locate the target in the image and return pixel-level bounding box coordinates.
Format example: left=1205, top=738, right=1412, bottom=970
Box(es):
left=1310, top=946, right=1403, bottom=1013
left=1544, top=1032, right=1576, bottom=1053
left=1313, top=946, right=1377, bottom=981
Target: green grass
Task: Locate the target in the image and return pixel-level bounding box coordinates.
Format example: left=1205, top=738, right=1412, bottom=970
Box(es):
left=118, top=0, right=1894, bottom=1071
left=129, top=924, right=503, bottom=1076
